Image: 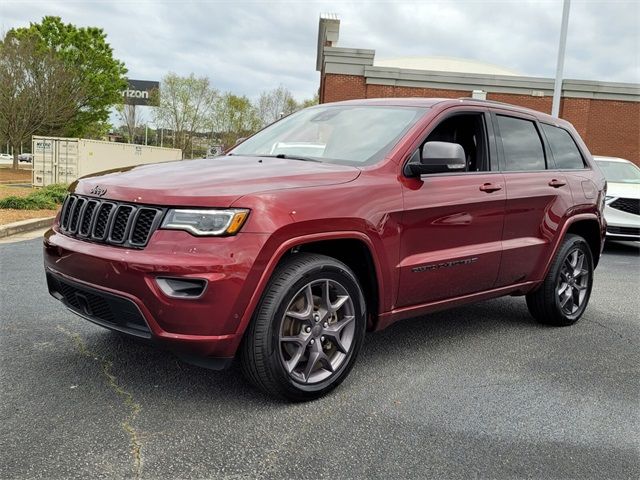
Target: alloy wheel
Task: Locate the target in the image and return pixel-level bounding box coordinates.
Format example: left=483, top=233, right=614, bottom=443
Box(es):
left=279, top=279, right=356, bottom=384
left=557, top=248, right=590, bottom=316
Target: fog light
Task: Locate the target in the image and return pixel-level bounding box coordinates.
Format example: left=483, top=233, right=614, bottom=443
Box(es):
left=156, top=277, right=207, bottom=299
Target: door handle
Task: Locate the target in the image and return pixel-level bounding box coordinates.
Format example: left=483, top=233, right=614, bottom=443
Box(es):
left=548, top=179, right=567, bottom=188
left=479, top=183, right=503, bottom=193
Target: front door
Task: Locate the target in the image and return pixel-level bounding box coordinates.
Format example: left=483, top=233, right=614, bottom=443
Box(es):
left=397, top=110, right=506, bottom=307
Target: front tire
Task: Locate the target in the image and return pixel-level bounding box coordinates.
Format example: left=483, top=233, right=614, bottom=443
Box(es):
left=526, top=234, right=594, bottom=326
left=240, top=253, right=366, bottom=401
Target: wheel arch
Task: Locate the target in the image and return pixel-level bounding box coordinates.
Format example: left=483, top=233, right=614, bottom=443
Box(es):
left=236, top=232, right=386, bottom=339
left=538, top=214, right=603, bottom=283
left=294, top=238, right=380, bottom=330
left=565, top=217, right=603, bottom=268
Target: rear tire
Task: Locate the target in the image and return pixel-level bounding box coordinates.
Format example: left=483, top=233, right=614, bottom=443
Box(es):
left=526, top=234, right=594, bottom=326
left=240, top=253, right=366, bottom=401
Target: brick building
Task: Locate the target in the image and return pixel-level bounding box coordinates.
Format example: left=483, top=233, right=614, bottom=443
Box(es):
left=316, top=16, right=640, bottom=165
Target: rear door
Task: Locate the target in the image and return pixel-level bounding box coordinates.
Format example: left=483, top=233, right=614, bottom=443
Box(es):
left=492, top=111, right=574, bottom=287
left=397, top=108, right=506, bottom=307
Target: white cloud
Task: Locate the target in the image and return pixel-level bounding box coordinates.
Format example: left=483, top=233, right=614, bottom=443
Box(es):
left=1, top=0, right=638, bottom=104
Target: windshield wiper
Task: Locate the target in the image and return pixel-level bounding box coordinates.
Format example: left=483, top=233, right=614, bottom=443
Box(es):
left=263, top=154, right=321, bottom=163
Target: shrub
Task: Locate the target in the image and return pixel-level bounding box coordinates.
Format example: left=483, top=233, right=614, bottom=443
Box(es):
left=0, top=184, right=69, bottom=210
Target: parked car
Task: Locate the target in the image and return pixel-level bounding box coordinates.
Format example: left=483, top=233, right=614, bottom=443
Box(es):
left=44, top=98, right=606, bottom=401
left=0, top=153, right=13, bottom=161
left=594, top=156, right=640, bottom=241
left=18, top=153, right=33, bottom=163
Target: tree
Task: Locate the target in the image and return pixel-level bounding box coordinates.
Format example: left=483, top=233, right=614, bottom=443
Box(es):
left=256, top=85, right=298, bottom=127
left=116, top=104, right=143, bottom=144
left=0, top=32, right=87, bottom=169
left=11, top=16, right=127, bottom=138
left=300, top=93, right=319, bottom=109
left=211, top=93, right=261, bottom=148
left=153, top=73, right=217, bottom=156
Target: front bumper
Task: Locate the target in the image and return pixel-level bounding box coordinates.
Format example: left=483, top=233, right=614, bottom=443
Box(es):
left=47, top=271, right=152, bottom=338
left=604, top=205, right=640, bottom=240
left=44, top=227, right=269, bottom=363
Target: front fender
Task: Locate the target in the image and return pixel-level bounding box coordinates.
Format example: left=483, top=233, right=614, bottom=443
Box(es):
left=232, top=229, right=392, bottom=340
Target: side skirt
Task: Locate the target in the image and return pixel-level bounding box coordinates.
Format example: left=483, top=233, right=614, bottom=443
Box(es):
left=375, top=280, right=539, bottom=331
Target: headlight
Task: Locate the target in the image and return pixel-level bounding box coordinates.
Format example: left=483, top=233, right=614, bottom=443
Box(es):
left=161, top=209, right=249, bottom=236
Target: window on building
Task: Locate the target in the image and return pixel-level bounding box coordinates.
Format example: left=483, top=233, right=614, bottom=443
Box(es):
left=497, top=115, right=546, bottom=171
left=541, top=124, right=586, bottom=169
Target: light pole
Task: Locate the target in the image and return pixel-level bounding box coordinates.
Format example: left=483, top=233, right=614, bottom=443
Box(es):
left=552, top=0, right=571, bottom=118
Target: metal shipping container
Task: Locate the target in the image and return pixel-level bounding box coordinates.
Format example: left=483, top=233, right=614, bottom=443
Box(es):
left=32, top=136, right=182, bottom=187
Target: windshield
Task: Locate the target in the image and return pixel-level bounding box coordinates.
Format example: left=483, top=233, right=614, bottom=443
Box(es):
left=596, top=160, right=640, bottom=184
left=229, top=105, right=427, bottom=165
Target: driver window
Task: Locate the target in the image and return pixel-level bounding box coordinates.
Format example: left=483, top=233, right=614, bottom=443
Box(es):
left=423, top=113, right=488, bottom=172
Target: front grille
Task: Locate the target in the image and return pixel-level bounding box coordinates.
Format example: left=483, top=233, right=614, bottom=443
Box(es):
left=47, top=273, right=151, bottom=338
left=59, top=194, right=164, bottom=248
left=68, top=197, right=85, bottom=233
left=610, top=197, right=640, bottom=216
left=132, top=209, right=158, bottom=245
left=79, top=200, right=98, bottom=236
left=93, top=203, right=114, bottom=239
left=110, top=206, right=134, bottom=243
left=607, top=225, right=640, bottom=237
left=61, top=196, right=75, bottom=229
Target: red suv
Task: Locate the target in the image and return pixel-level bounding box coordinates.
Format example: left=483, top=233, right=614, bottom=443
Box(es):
left=44, top=98, right=606, bottom=401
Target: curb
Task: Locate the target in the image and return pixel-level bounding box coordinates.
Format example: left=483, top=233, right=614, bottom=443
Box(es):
left=0, top=216, right=55, bottom=239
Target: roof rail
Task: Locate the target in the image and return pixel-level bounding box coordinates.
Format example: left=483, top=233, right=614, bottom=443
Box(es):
left=457, top=97, right=517, bottom=107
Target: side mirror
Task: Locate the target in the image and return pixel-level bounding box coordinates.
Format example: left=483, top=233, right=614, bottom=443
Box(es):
left=405, top=141, right=466, bottom=176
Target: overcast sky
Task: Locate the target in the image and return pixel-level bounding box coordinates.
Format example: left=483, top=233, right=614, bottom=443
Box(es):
left=2, top=0, right=639, bottom=103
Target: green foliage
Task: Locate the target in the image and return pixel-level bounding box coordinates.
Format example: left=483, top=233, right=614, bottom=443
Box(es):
left=256, top=85, right=298, bottom=126
left=11, top=16, right=127, bottom=137
left=300, top=93, right=319, bottom=109
left=81, top=120, right=113, bottom=140
left=0, top=31, right=83, bottom=169
left=153, top=72, right=218, bottom=154
left=255, top=87, right=319, bottom=128
left=213, top=93, right=261, bottom=148
left=0, top=184, right=68, bottom=210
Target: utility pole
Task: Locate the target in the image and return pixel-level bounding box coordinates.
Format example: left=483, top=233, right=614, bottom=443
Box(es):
left=552, top=0, right=571, bottom=118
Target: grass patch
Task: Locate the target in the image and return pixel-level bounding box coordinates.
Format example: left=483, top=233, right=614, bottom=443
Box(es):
left=0, top=184, right=68, bottom=210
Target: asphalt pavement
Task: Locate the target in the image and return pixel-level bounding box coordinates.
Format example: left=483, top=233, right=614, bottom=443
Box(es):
left=1, top=237, right=639, bottom=479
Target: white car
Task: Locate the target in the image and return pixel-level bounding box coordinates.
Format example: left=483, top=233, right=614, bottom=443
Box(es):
left=0, top=153, right=13, bottom=161
left=594, top=156, right=640, bottom=241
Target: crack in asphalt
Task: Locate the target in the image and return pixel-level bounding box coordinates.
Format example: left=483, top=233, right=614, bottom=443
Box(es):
left=583, top=316, right=635, bottom=345
left=57, top=326, right=143, bottom=478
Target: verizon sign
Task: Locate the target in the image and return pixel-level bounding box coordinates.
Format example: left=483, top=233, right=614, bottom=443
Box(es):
left=122, top=79, right=159, bottom=106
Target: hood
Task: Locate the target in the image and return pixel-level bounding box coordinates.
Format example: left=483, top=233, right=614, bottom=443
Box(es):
left=72, top=156, right=361, bottom=207
left=606, top=182, right=640, bottom=199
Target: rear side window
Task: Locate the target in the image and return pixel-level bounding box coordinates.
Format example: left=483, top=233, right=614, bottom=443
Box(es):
left=497, top=115, right=546, bottom=171
left=541, top=124, right=586, bottom=169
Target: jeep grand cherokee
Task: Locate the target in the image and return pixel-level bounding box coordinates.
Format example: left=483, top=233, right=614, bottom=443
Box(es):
left=44, top=98, right=606, bottom=401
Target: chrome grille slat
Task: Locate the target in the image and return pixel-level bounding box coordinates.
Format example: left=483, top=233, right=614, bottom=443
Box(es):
left=58, top=194, right=163, bottom=249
